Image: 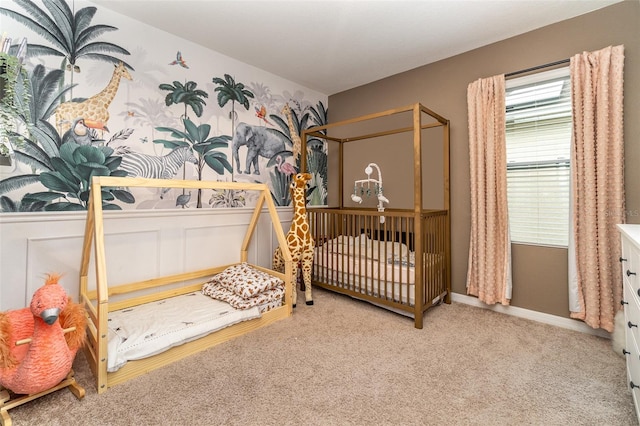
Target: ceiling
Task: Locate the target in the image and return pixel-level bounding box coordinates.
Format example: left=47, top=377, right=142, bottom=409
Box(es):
left=92, top=0, right=622, bottom=95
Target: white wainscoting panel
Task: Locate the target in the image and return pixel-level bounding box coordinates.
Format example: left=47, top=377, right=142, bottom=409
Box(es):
left=184, top=224, right=245, bottom=271
left=101, top=230, right=161, bottom=287
left=0, top=207, right=293, bottom=311
left=26, top=234, right=88, bottom=304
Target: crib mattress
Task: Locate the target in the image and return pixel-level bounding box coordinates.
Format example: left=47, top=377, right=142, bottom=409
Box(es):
left=313, top=251, right=444, bottom=306
left=313, top=250, right=444, bottom=286
left=315, top=263, right=415, bottom=305
left=107, top=291, right=260, bottom=372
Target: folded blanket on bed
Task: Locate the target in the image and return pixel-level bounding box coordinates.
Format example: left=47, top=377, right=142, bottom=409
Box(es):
left=207, top=262, right=283, bottom=298
left=202, top=263, right=285, bottom=311
left=202, top=283, right=284, bottom=310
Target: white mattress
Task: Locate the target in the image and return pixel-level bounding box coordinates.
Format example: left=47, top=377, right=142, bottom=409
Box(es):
left=314, top=251, right=416, bottom=284
left=107, top=291, right=260, bottom=372
left=314, top=261, right=416, bottom=305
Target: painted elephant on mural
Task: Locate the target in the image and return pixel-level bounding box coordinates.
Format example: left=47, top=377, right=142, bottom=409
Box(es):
left=232, top=123, right=288, bottom=175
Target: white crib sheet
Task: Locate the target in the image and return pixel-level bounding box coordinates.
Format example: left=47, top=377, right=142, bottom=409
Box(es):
left=107, top=291, right=260, bottom=372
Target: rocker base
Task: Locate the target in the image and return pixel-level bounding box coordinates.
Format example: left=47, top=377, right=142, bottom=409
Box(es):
left=0, top=369, right=85, bottom=426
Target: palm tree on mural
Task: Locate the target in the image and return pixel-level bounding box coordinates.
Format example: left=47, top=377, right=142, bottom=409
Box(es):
left=0, top=62, right=69, bottom=153
left=309, top=100, right=328, bottom=129
left=0, top=0, right=133, bottom=98
left=6, top=64, right=76, bottom=171
left=306, top=101, right=329, bottom=205
left=158, top=79, right=208, bottom=186
left=249, top=82, right=275, bottom=116
left=266, top=106, right=308, bottom=205
left=0, top=63, right=74, bottom=191
left=268, top=100, right=328, bottom=206
left=23, top=65, right=76, bottom=126
left=270, top=105, right=309, bottom=167
left=155, top=118, right=232, bottom=208
left=159, top=80, right=208, bottom=120
left=211, top=74, right=254, bottom=134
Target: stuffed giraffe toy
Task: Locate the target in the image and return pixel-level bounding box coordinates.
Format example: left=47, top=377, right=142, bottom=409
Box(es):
left=55, top=61, right=132, bottom=135
left=273, top=173, right=314, bottom=307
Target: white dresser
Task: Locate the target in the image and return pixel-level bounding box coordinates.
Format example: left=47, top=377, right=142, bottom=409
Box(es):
left=618, top=224, right=640, bottom=419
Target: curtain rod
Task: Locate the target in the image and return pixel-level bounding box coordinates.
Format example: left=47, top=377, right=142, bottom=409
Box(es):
left=505, top=58, right=570, bottom=78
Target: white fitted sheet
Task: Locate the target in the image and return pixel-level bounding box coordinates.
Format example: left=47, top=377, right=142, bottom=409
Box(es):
left=107, top=291, right=260, bottom=372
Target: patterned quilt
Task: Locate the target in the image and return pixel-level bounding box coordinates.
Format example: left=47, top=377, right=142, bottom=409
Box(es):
left=202, top=263, right=285, bottom=312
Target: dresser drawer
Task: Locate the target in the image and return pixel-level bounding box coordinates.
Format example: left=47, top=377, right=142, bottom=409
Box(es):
left=622, top=237, right=640, bottom=295
left=625, top=284, right=640, bottom=352
left=628, top=346, right=640, bottom=409
left=624, top=297, right=640, bottom=409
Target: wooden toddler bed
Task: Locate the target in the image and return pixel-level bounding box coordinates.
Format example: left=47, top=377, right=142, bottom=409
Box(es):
left=302, top=103, right=451, bottom=329
left=79, top=177, right=293, bottom=393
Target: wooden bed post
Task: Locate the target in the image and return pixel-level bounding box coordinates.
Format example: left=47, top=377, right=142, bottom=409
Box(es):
left=93, top=176, right=111, bottom=393
left=79, top=196, right=94, bottom=298
left=301, top=130, right=307, bottom=176
left=412, top=103, right=424, bottom=329
left=339, top=141, right=344, bottom=210
left=443, top=120, right=452, bottom=304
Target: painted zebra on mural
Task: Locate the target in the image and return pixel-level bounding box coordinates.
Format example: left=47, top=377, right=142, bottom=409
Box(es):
left=115, top=146, right=198, bottom=198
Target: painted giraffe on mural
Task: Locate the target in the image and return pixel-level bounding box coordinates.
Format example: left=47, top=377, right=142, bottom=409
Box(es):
left=55, top=62, right=133, bottom=135
left=273, top=172, right=314, bottom=307
left=282, top=103, right=301, bottom=161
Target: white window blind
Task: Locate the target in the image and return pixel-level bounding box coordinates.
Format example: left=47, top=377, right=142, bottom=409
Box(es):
left=505, top=67, right=571, bottom=247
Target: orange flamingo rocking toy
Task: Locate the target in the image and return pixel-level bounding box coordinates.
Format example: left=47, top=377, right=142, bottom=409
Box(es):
left=0, top=274, right=87, bottom=425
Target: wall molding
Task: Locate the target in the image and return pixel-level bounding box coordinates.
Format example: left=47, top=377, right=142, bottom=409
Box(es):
left=450, top=292, right=610, bottom=339
left=1, top=207, right=294, bottom=310
left=0, top=206, right=294, bottom=224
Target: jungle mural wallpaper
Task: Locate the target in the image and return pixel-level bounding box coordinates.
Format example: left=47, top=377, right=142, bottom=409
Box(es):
left=0, top=0, right=328, bottom=212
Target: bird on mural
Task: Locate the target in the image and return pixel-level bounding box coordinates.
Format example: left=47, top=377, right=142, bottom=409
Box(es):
left=255, top=105, right=272, bottom=126
left=169, top=51, right=189, bottom=68
left=275, top=155, right=296, bottom=176
left=62, top=118, right=109, bottom=145
left=176, top=191, right=191, bottom=208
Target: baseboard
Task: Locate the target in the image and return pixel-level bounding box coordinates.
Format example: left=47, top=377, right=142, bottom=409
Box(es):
left=450, top=293, right=610, bottom=339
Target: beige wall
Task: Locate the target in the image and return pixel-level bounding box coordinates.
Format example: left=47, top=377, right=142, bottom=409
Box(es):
left=328, top=2, right=639, bottom=318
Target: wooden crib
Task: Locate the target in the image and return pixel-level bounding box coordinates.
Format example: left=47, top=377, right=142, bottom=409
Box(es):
left=309, top=208, right=449, bottom=328
left=79, top=177, right=293, bottom=393
left=302, top=103, right=451, bottom=328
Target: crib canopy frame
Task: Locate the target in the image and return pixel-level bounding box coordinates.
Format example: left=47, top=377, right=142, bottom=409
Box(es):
left=79, top=176, right=293, bottom=393
left=301, top=102, right=451, bottom=328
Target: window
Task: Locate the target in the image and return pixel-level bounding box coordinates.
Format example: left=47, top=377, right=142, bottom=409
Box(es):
left=505, top=67, right=571, bottom=247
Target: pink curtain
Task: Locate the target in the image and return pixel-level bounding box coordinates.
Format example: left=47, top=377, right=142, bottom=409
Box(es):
left=466, top=75, right=512, bottom=305
left=569, top=45, right=625, bottom=332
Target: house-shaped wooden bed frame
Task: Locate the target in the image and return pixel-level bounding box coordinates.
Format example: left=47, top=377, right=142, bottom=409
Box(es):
left=79, top=176, right=293, bottom=393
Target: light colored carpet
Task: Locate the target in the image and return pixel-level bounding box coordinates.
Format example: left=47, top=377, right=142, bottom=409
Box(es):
left=6, top=287, right=636, bottom=425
